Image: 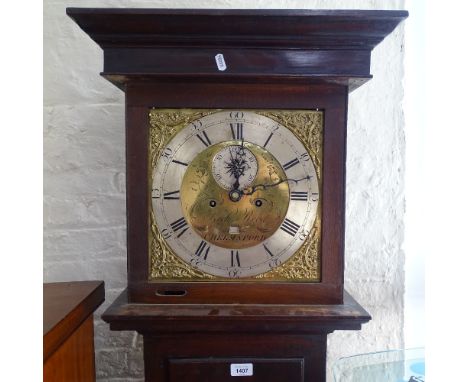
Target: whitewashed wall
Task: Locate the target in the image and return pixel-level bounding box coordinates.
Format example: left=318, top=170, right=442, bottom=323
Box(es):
left=44, top=1, right=406, bottom=381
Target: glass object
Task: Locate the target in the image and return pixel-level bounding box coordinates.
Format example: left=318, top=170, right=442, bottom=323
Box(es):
left=333, top=348, right=425, bottom=382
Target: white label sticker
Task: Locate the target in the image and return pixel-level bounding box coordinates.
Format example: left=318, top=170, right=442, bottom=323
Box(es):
left=230, top=363, right=253, bottom=377
left=215, top=53, right=227, bottom=71
left=229, top=226, right=240, bottom=235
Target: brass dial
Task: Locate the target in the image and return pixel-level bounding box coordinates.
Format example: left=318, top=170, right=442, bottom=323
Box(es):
left=150, top=110, right=321, bottom=279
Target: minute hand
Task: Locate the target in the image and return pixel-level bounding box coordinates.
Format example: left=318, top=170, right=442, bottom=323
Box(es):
left=242, top=175, right=312, bottom=195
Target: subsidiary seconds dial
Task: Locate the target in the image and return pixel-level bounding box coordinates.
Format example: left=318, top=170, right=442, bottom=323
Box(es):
left=211, top=144, right=258, bottom=191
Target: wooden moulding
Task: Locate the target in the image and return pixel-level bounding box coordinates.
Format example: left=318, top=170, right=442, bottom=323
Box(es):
left=66, top=8, right=408, bottom=91
left=102, top=288, right=371, bottom=333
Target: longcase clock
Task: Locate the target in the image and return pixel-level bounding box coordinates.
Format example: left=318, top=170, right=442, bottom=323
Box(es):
left=67, top=8, right=407, bottom=382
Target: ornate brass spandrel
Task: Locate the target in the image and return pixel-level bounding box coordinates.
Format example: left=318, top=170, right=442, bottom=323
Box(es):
left=254, top=207, right=321, bottom=281
left=148, top=109, right=323, bottom=282
left=256, top=110, right=323, bottom=182
left=149, top=109, right=219, bottom=169
left=149, top=209, right=214, bottom=279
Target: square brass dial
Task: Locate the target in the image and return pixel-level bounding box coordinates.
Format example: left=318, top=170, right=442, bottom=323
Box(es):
left=148, top=109, right=323, bottom=282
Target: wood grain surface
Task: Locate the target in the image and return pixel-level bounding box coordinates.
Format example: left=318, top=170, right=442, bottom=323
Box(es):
left=43, top=281, right=105, bottom=381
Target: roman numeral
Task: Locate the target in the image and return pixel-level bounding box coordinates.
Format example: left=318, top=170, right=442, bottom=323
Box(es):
left=195, top=240, right=210, bottom=260
left=170, top=217, right=189, bottom=238
left=196, top=131, right=212, bottom=147
left=231, top=250, right=241, bottom=267
left=172, top=159, right=188, bottom=167
left=163, top=190, right=180, bottom=200
left=291, top=191, right=308, bottom=201
left=230, top=123, right=243, bottom=140
left=280, top=218, right=300, bottom=237
left=283, top=158, right=300, bottom=171
left=263, top=244, right=274, bottom=257
left=263, top=132, right=273, bottom=148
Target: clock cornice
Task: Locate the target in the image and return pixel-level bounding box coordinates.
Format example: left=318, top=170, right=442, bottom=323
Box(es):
left=66, top=8, right=408, bottom=91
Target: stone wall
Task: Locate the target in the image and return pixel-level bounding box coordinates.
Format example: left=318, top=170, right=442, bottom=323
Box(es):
left=44, top=1, right=406, bottom=380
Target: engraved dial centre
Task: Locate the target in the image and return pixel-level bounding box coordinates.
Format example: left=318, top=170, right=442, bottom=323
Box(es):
left=180, top=141, right=289, bottom=249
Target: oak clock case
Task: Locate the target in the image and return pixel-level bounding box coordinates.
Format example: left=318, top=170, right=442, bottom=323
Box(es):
left=66, top=8, right=407, bottom=382
left=149, top=109, right=322, bottom=282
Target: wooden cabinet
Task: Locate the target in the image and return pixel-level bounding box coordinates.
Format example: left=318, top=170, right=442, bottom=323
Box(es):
left=103, top=290, right=369, bottom=381
left=43, top=281, right=104, bottom=382
left=65, top=8, right=407, bottom=381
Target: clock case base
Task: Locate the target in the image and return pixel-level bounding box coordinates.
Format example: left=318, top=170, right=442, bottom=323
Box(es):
left=102, top=289, right=371, bottom=382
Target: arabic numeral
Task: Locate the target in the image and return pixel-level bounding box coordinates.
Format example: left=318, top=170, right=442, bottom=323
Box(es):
left=162, top=147, right=173, bottom=161
left=228, top=269, right=240, bottom=278
left=190, top=120, right=203, bottom=131
left=299, top=229, right=310, bottom=241
left=161, top=228, right=172, bottom=239
left=152, top=188, right=161, bottom=199
left=300, top=152, right=310, bottom=162
left=229, top=111, right=244, bottom=119
left=268, top=258, right=281, bottom=269
left=190, top=258, right=202, bottom=267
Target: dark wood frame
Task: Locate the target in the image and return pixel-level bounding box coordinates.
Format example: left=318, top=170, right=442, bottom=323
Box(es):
left=124, top=82, right=347, bottom=304
left=66, top=9, right=407, bottom=305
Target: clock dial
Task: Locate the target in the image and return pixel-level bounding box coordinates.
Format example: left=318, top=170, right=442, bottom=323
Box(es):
left=211, top=144, right=258, bottom=191
left=151, top=110, right=320, bottom=278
